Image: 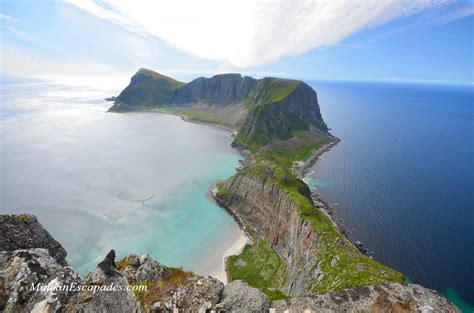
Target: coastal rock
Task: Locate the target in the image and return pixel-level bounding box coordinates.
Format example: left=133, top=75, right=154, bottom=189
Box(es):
left=118, top=253, right=169, bottom=282
left=271, top=283, right=460, bottom=312
left=0, top=248, right=80, bottom=312
left=0, top=214, right=68, bottom=266
left=116, top=253, right=224, bottom=312
left=214, top=161, right=404, bottom=296
left=217, top=280, right=270, bottom=313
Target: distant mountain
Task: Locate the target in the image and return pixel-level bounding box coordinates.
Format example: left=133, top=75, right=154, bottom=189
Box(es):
left=109, top=68, right=328, bottom=153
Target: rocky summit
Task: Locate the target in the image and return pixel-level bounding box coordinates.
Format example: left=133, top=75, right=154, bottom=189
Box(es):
left=0, top=215, right=459, bottom=312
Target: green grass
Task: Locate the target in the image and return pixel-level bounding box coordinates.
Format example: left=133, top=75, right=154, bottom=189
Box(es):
left=227, top=240, right=289, bottom=300
left=259, top=134, right=333, bottom=167
left=116, top=68, right=184, bottom=107
left=216, top=182, right=232, bottom=200
left=294, top=184, right=404, bottom=292
left=254, top=78, right=299, bottom=104
left=137, top=68, right=184, bottom=85
left=226, top=156, right=404, bottom=294
left=153, top=107, right=232, bottom=127
left=119, top=79, right=182, bottom=107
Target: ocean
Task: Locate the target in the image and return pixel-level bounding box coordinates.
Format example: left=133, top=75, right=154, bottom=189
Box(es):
left=306, top=80, right=473, bottom=310
left=0, top=79, right=243, bottom=278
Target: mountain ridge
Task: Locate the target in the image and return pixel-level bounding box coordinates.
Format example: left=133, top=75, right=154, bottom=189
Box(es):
left=109, top=68, right=328, bottom=153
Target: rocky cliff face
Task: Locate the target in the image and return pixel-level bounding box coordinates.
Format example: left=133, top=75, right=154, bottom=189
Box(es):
left=0, top=214, right=459, bottom=312
left=215, top=167, right=319, bottom=296
left=173, top=74, right=257, bottom=105
left=233, top=81, right=327, bottom=149
left=215, top=159, right=407, bottom=297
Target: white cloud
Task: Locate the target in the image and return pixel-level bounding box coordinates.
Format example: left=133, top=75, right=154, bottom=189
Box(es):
left=428, top=6, right=474, bottom=26
left=0, top=14, right=19, bottom=23
left=64, top=0, right=452, bottom=68
left=4, top=26, right=60, bottom=51
left=0, top=45, right=130, bottom=88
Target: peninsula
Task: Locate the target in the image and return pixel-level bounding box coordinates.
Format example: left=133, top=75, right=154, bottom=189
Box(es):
left=0, top=68, right=458, bottom=312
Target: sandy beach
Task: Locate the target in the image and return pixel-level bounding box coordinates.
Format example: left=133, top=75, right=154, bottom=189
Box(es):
left=195, top=228, right=249, bottom=283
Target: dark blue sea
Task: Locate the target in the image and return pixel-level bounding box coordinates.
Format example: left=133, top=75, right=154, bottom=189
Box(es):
left=306, top=81, right=473, bottom=311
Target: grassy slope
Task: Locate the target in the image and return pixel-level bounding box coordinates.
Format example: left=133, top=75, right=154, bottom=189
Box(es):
left=152, top=107, right=233, bottom=127
left=226, top=240, right=289, bottom=300
left=117, top=69, right=185, bottom=107
left=220, top=134, right=404, bottom=295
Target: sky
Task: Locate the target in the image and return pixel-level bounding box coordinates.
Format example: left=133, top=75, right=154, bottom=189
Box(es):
left=0, top=0, right=473, bottom=86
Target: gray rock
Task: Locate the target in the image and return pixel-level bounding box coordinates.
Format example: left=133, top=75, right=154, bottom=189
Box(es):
left=217, top=280, right=270, bottom=313
left=67, top=251, right=144, bottom=313
left=0, top=214, right=68, bottom=266
left=118, top=253, right=169, bottom=283
left=271, top=283, right=460, bottom=312
left=0, top=248, right=80, bottom=312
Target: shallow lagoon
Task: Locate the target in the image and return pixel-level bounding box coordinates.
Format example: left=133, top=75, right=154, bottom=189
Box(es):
left=0, top=80, right=243, bottom=277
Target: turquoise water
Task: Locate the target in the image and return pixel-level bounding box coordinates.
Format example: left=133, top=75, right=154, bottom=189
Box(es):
left=0, top=80, right=243, bottom=276
left=307, top=81, right=473, bottom=311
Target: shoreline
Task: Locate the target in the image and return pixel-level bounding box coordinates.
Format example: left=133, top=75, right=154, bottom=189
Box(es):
left=114, top=108, right=358, bottom=280
left=295, top=135, right=341, bottom=178
left=117, top=107, right=240, bottom=136
left=139, top=109, right=251, bottom=282
left=297, top=137, right=375, bottom=256
left=208, top=231, right=249, bottom=283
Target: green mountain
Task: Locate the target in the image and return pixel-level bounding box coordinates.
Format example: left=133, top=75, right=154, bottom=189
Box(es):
left=109, top=68, right=328, bottom=154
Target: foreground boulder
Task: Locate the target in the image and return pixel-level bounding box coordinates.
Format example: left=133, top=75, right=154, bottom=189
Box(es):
left=272, top=283, right=459, bottom=312
left=0, top=214, right=67, bottom=266
left=0, top=248, right=80, bottom=312
left=217, top=280, right=270, bottom=312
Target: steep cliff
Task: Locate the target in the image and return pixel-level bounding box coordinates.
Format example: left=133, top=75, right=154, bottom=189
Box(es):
left=214, top=159, right=404, bottom=298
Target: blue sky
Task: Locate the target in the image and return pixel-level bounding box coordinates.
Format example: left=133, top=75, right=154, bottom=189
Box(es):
left=1, top=0, right=472, bottom=85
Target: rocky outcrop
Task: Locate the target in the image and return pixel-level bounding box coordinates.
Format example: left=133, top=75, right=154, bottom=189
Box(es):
left=272, top=283, right=459, bottom=313
left=0, top=214, right=67, bottom=266
left=215, top=166, right=321, bottom=296
left=217, top=280, right=270, bottom=313
left=0, top=248, right=80, bottom=312
left=117, top=253, right=224, bottom=312
left=66, top=249, right=144, bottom=313
left=173, top=74, right=257, bottom=105
left=215, top=161, right=405, bottom=297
